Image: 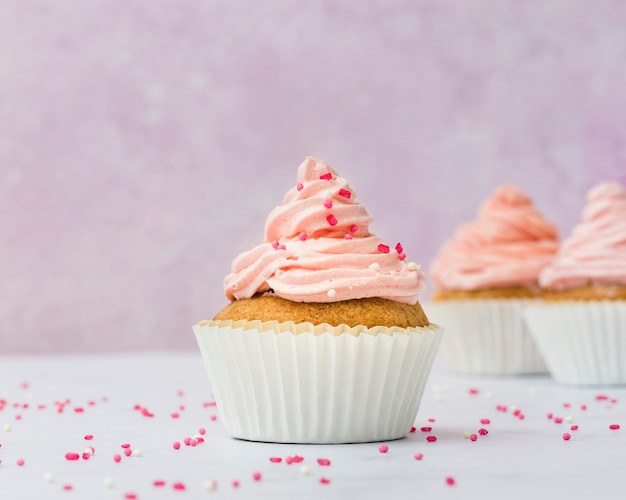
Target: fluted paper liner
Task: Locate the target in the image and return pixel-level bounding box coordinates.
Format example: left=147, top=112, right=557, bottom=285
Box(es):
left=193, top=320, right=443, bottom=444
left=524, top=302, right=626, bottom=386
left=425, top=300, right=546, bottom=375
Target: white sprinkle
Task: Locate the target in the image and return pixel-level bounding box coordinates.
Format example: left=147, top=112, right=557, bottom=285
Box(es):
left=565, top=416, right=574, bottom=423
left=203, top=480, right=217, bottom=491
left=300, top=465, right=311, bottom=475
left=132, top=448, right=143, bottom=457
left=483, top=392, right=493, bottom=400
left=463, top=431, right=471, bottom=439
left=83, top=448, right=94, bottom=456
left=327, top=289, right=336, bottom=298
left=434, top=393, right=443, bottom=401
left=3, top=424, right=12, bottom=432
left=528, top=387, right=537, bottom=395
left=369, top=262, right=380, bottom=272
left=43, top=473, right=55, bottom=483
left=325, top=190, right=332, bottom=198
left=510, top=405, right=518, bottom=412
left=104, top=477, right=115, bottom=488
left=407, top=262, right=418, bottom=271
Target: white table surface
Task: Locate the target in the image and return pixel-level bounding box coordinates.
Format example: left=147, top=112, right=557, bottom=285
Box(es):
left=1, top=352, right=625, bottom=500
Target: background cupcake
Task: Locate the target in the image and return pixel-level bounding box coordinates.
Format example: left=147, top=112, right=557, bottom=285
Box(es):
left=524, top=180, right=626, bottom=385
left=194, top=157, right=443, bottom=444
left=426, top=185, right=558, bottom=375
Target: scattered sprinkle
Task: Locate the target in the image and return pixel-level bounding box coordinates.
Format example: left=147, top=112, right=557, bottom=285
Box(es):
left=339, top=188, right=351, bottom=199
left=173, top=482, right=186, bottom=491
left=252, top=471, right=262, bottom=481
left=300, top=465, right=311, bottom=475
left=16, top=458, right=25, bottom=466
left=269, top=457, right=282, bottom=463
left=446, top=477, right=456, bottom=486
left=320, top=172, right=332, bottom=180
left=426, top=436, right=437, bottom=443
left=317, top=458, right=331, bottom=466
left=84, top=434, right=94, bottom=440
left=231, top=480, right=240, bottom=488
left=369, top=263, right=380, bottom=272
left=349, top=224, right=358, bottom=233
left=113, top=454, right=122, bottom=463
left=172, top=441, right=181, bottom=450
left=323, top=199, right=333, bottom=209
left=327, top=214, right=338, bottom=226
left=470, top=434, right=478, bottom=442
left=203, top=480, right=217, bottom=491
left=377, top=244, right=390, bottom=253
left=43, top=473, right=55, bottom=483
left=610, top=424, right=621, bottom=430
left=378, top=444, right=389, bottom=453
left=153, top=480, right=166, bottom=487
left=65, top=452, right=80, bottom=461
left=320, top=477, right=331, bottom=485
left=299, top=232, right=307, bottom=241
left=327, top=289, right=336, bottom=298
left=562, top=433, right=571, bottom=441
left=414, top=453, right=424, bottom=460
left=296, top=182, right=303, bottom=191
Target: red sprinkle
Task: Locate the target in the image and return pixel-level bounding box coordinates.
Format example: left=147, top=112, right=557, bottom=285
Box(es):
left=426, top=436, right=437, bottom=443
left=421, top=427, right=432, bottom=432
left=562, top=433, right=571, bottom=441
left=154, top=480, right=166, bottom=487
left=478, top=428, right=489, bottom=436
left=609, top=424, right=621, bottom=430
left=65, top=452, right=80, bottom=461
left=124, top=494, right=137, bottom=500
left=113, top=454, right=122, bottom=463
left=63, top=485, right=73, bottom=492
left=554, top=417, right=563, bottom=424
left=480, top=419, right=491, bottom=425
left=84, top=434, right=94, bottom=440
left=469, top=434, right=478, bottom=442
left=327, top=214, right=338, bottom=226
left=269, top=457, right=282, bottom=463
left=377, top=244, right=390, bottom=253
left=252, top=472, right=262, bottom=481
left=395, top=242, right=403, bottom=254
left=571, top=425, right=579, bottom=431
left=410, top=426, right=416, bottom=433
left=320, top=477, right=331, bottom=485
left=317, top=458, right=331, bottom=466
left=446, top=477, right=456, bottom=486
left=323, top=199, right=333, bottom=209
left=121, top=443, right=131, bottom=449
left=349, top=224, right=358, bottom=233
left=320, top=172, right=332, bottom=180
left=338, top=188, right=351, bottom=199
left=172, top=441, right=181, bottom=450
left=299, top=232, right=307, bottom=241
left=173, top=482, right=186, bottom=491
left=378, top=444, right=389, bottom=453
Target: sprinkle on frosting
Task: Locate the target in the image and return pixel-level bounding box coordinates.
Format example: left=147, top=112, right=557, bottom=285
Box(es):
left=430, top=184, right=559, bottom=291
left=540, top=180, right=626, bottom=290
left=323, top=199, right=333, bottom=209
left=223, top=156, right=425, bottom=304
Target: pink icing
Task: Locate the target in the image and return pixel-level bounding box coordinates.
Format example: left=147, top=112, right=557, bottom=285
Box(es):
left=224, top=157, right=425, bottom=304
left=430, top=185, right=558, bottom=291
left=540, top=181, right=626, bottom=290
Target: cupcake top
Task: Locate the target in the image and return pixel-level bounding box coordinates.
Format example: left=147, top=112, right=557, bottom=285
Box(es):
left=539, top=180, right=626, bottom=291
left=430, top=184, right=558, bottom=292
left=223, top=157, right=425, bottom=304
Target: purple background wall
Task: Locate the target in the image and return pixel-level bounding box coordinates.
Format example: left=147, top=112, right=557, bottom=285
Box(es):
left=2, top=1, right=625, bottom=353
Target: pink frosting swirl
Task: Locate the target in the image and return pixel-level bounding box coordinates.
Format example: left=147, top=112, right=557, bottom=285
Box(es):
left=540, top=181, right=626, bottom=290
left=430, top=185, right=558, bottom=291
left=224, top=157, right=425, bottom=304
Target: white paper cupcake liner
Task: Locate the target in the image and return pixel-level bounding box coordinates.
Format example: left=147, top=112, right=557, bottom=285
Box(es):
left=424, top=300, right=547, bottom=375
left=523, top=302, right=626, bottom=386
left=193, top=320, right=443, bottom=444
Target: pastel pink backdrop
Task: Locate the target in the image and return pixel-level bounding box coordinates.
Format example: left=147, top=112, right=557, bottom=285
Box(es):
left=1, top=1, right=625, bottom=353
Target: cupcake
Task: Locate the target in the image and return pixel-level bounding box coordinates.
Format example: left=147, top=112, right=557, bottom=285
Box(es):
left=524, top=180, right=626, bottom=385
left=426, top=185, right=558, bottom=375
left=193, top=156, right=443, bottom=443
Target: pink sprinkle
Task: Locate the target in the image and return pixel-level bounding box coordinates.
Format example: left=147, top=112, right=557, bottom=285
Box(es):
left=84, top=434, right=94, bottom=440
left=513, top=409, right=522, bottom=417
left=596, top=394, right=609, bottom=401
left=82, top=452, right=91, bottom=460
left=190, top=438, right=198, bottom=446
left=377, top=244, right=390, bottom=253
left=269, top=457, right=282, bottom=463
left=344, top=233, right=352, bottom=239
left=171, top=412, right=180, bottom=419
left=562, top=433, right=571, bottom=441
left=124, top=494, right=137, bottom=500
left=198, top=427, right=206, bottom=435
left=480, top=419, right=491, bottom=425
left=410, top=426, right=417, bottom=433
left=563, top=402, right=571, bottom=408
left=478, top=428, right=489, bottom=436
left=183, top=437, right=192, bottom=446
left=172, top=441, right=181, bottom=450
left=252, top=471, right=262, bottom=481
left=338, top=188, right=351, bottom=199
left=609, top=424, right=621, bottom=430
left=210, top=414, right=217, bottom=421
left=113, top=454, right=122, bottom=463
left=469, top=433, right=478, bottom=441
left=141, top=407, right=154, bottom=417
left=232, top=480, right=240, bottom=488
left=65, top=452, right=80, bottom=461
left=547, top=412, right=553, bottom=419
left=378, top=444, right=389, bottom=453
left=421, top=426, right=432, bottom=432
left=16, top=458, right=25, bottom=466
left=196, top=437, right=204, bottom=444
left=320, top=477, right=331, bottom=485
left=121, top=443, right=131, bottom=449
left=446, top=477, right=456, bottom=486
left=323, top=199, right=333, bottom=209
left=581, top=404, right=587, bottom=411
left=496, top=404, right=507, bottom=412
left=296, top=182, right=303, bottom=191
left=426, top=436, right=437, bottom=443
left=173, top=482, right=186, bottom=491
left=154, top=480, right=166, bottom=487
left=320, top=172, right=332, bottom=180
left=317, top=458, right=331, bottom=466
left=123, top=448, right=132, bottom=457
left=327, top=214, right=338, bottom=226
left=554, top=417, right=563, bottom=424
left=86, top=446, right=95, bottom=455
left=398, top=253, right=406, bottom=260
left=350, top=224, right=358, bottom=233
left=395, top=242, right=403, bottom=254
left=63, top=485, right=73, bottom=492
left=414, top=453, right=424, bottom=460
left=299, top=232, right=307, bottom=241
left=271, top=240, right=280, bottom=249
left=571, top=425, right=579, bottom=431
left=292, top=455, right=304, bottom=463
left=285, top=456, right=294, bottom=465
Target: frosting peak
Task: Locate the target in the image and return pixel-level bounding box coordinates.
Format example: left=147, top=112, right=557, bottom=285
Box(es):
left=540, top=180, right=626, bottom=290
left=224, top=157, right=425, bottom=304
left=430, top=184, right=559, bottom=291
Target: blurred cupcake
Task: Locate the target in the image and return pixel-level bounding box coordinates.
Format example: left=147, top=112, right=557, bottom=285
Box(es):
left=426, top=185, right=558, bottom=375
left=193, top=157, right=443, bottom=443
left=524, top=180, right=626, bottom=385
